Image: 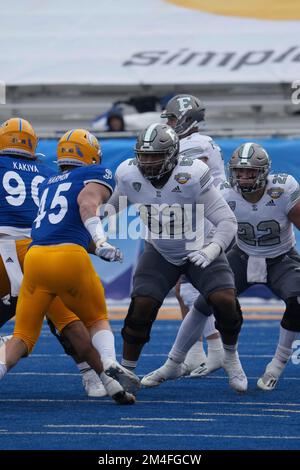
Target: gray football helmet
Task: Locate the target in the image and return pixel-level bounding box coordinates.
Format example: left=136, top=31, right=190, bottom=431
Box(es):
left=228, top=142, right=271, bottom=193
left=135, top=123, right=179, bottom=180
left=161, top=94, right=205, bottom=137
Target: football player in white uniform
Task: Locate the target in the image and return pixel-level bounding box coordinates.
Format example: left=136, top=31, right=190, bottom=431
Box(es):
left=161, top=94, right=226, bottom=374
left=107, top=123, right=248, bottom=393
left=161, top=94, right=225, bottom=186
left=191, top=142, right=300, bottom=390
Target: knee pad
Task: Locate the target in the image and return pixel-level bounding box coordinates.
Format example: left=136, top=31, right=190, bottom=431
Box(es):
left=121, top=296, right=161, bottom=345
left=0, top=296, right=18, bottom=328
left=194, top=294, right=214, bottom=317
left=214, top=298, right=243, bottom=336
left=281, top=297, right=300, bottom=332
left=47, top=318, right=77, bottom=357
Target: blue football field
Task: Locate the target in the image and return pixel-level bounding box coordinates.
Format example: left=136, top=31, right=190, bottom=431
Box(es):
left=0, top=314, right=299, bottom=451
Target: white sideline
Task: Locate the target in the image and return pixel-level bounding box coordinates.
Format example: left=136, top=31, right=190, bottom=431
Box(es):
left=0, top=431, right=299, bottom=440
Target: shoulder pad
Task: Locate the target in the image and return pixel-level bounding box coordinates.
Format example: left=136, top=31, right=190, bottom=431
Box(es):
left=178, top=156, right=193, bottom=166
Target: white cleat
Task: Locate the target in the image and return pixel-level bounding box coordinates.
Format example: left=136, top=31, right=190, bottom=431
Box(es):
left=257, top=360, right=284, bottom=391
left=206, top=350, right=224, bottom=374
left=0, top=335, right=12, bottom=347
left=141, top=359, right=189, bottom=388
left=190, top=351, right=224, bottom=377
left=104, top=361, right=141, bottom=395
left=223, top=356, right=248, bottom=393
left=82, top=369, right=107, bottom=398
left=189, top=362, right=209, bottom=377
left=101, top=374, right=136, bottom=405
left=257, top=372, right=278, bottom=391
left=184, top=350, right=207, bottom=374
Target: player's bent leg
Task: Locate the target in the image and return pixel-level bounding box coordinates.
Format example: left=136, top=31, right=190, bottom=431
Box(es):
left=48, top=306, right=103, bottom=397
left=179, top=283, right=207, bottom=372
left=1, top=287, right=54, bottom=381
left=122, top=295, right=162, bottom=367
left=123, top=242, right=181, bottom=370
left=208, top=290, right=247, bottom=393
left=55, top=250, right=140, bottom=398
left=185, top=252, right=245, bottom=388
left=47, top=295, right=108, bottom=398
left=141, top=302, right=211, bottom=387
left=88, top=318, right=140, bottom=395
left=0, top=337, right=27, bottom=379
left=121, top=296, right=161, bottom=360
left=258, top=297, right=300, bottom=391
left=190, top=313, right=224, bottom=377
left=60, top=320, right=107, bottom=398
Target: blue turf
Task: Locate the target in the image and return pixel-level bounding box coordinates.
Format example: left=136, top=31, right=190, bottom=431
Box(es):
left=0, top=319, right=299, bottom=450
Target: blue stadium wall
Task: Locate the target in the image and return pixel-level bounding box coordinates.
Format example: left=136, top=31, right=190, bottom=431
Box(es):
left=38, top=137, right=300, bottom=300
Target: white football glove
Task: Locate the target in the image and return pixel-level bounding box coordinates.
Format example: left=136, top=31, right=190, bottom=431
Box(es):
left=84, top=216, right=123, bottom=263
left=95, top=241, right=123, bottom=263
left=187, top=242, right=221, bottom=268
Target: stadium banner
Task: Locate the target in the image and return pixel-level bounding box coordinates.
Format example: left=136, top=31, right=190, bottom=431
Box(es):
left=38, top=136, right=300, bottom=299
left=1, top=0, right=300, bottom=85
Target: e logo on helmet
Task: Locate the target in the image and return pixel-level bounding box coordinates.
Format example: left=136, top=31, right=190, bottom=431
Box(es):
left=177, top=97, right=192, bottom=114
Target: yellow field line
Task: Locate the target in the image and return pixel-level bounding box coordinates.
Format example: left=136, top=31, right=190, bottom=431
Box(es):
left=108, top=309, right=282, bottom=321
left=109, top=306, right=284, bottom=313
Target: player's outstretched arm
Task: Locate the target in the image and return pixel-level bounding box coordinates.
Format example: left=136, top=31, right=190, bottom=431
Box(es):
left=78, top=183, right=123, bottom=262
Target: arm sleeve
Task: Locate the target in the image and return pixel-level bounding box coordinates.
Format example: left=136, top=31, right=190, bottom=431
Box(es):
left=197, top=185, right=237, bottom=251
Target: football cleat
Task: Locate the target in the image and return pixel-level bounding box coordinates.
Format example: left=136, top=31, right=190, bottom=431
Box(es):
left=206, top=347, right=224, bottom=373
left=141, top=358, right=189, bottom=388
left=257, top=360, right=284, bottom=391
left=189, top=348, right=223, bottom=377
left=81, top=369, right=107, bottom=398
left=223, top=355, right=248, bottom=393
left=112, top=390, right=136, bottom=405
left=184, top=348, right=207, bottom=374
left=104, top=361, right=141, bottom=394
left=189, top=362, right=209, bottom=377
left=101, top=374, right=136, bottom=405
left=257, top=372, right=278, bottom=391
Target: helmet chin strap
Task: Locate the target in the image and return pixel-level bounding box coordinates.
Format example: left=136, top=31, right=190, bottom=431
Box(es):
left=176, top=120, right=198, bottom=138
left=239, top=178, right=267, bottom=195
